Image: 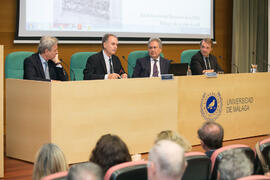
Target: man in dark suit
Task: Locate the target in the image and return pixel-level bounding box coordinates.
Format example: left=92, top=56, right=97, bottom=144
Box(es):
left=132, top=38, right=171, bottom=78
left=83, top=34, right=127, bottom=80
left=24, top=36, right=67, bottom=81
left=190, top=38, right=223, bottom=75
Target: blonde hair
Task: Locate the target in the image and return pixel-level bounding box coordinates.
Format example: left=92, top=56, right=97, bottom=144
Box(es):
left=155, top=130, right=192, bottom=152
left=32, top=143, right=69, bottom=180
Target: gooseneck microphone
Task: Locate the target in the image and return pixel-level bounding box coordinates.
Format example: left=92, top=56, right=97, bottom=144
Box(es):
left=60, top=59, right=76, bottom=80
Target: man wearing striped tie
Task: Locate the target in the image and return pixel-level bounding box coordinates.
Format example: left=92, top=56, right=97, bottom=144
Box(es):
left=132, top=37, right=171, bottom=78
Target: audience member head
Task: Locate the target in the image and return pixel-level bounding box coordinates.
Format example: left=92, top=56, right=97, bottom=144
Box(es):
left=148, top=140, right=186, bottom=180
left=89, top=134, right=131, bottom=173
left=197, top=121, right=224, bottom=151
left=218, top=149, right=254, bottom=180
left=148, top=37, right=162, bottom=59
left=32, top=143, right=68, bottom=180
left=38, top=36, right=58, bottom=60
left=67, top=162, right=103, bottom=180
left=200, top=38, right=213, bottom=57
left=101, top=33, right=118, bottom=57
left=155, top=130, right=192, bottom=152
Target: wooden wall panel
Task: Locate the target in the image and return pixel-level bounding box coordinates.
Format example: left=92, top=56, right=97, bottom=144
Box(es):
left=0, top=45, right=4, bottom=177
left=0, top=0, right=233, bottom=73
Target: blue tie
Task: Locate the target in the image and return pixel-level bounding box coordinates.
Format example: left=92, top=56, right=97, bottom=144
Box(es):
left=44, top=62, right=50, bottom=80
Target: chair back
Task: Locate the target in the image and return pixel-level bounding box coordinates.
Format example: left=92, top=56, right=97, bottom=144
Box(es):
left=180, top=49, right=199, bottom=65
left=70, top=52, right=97, bottom=80
left=127, top=50, right=164, bottom=78
left=104, top=161, right=148, bottom=180
left=237, top=175, right=270, bottom=180
left=254, top=137, right=270, bottom=174
left=210, top=144, right=255, bottom=180
left=41, top=171, right=68, bottom=180
left=5, top=51, right=34, bottom=79
left=258, top=137, right=270, bottom=166
left=182, top=152, right=211, bottom=180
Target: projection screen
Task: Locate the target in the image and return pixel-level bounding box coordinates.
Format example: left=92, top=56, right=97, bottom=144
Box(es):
left=15, top=0, right=215, bottom=44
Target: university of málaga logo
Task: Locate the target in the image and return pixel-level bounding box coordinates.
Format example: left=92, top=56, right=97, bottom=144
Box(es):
left=200, top=92, right=223, bottom=121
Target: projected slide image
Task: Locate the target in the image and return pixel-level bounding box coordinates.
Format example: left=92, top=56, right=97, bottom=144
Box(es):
left=19, top=0, right=214, bottom=41
left=53, top=0, right=121, bottom=31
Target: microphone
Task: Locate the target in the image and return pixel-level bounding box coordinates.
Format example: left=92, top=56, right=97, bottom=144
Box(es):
left=262, top=62, right=270, bottom=72
left=232, top=64, right=239, bottom=74
left=60, top=59, right=76, bottom=80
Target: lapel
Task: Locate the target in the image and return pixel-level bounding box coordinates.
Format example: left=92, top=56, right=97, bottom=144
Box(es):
left=199, top=52, right=207, bottom=70
left=99, top=51, right=107, bottom=73
left=48, top=60, right=56, bottom=79
left=160, top=57, right=165, bottom=73
left=146, top=56, right=151, bottom=76
left=111, top=55, right=118, bottom=72
left=208, top=55, right=213, bottom=69
left=36, top=54, right=46, bottom=79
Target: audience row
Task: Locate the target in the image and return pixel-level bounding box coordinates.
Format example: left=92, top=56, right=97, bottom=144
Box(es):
left=32, top=121, right=270, bottom=180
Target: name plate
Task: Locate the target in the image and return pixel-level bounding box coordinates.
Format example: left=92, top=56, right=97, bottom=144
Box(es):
left=205, top=72, right=217, bottom=78
left=161, top=74, right=174, bottom=80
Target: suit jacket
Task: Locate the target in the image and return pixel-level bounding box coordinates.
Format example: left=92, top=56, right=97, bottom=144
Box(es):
left=190, top=51, right=223, bottom=75
left=83, top=51, right=125, bottom=80
left=24, top=53, right=67, bottom=81
left=132, top=56, right=171, bottom=78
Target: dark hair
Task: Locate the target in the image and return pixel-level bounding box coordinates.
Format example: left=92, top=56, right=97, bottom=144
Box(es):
left=101, top=34, right=117, bottom=49
left=89, top=134, right=131, bottom=173
left=197, top=121, right=224, bottom=149
left=200, top=38, right=213, bottom=48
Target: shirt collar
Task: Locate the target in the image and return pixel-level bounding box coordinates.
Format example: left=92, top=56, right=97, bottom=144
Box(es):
left=150, top=56, right=160, bottom=62
left=39, top=54, right=47, bottom=64
left=102, top=50, right=111, bottom=61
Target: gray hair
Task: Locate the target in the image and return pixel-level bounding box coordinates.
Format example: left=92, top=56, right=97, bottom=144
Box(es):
left=148, top=140, right=186, bottom=179
left=67, top=162, right=103, bottom=180
left=102, top=33, right=118, bottom=49
left=38, top=36, right=58, bottom=54
left=218, top=149, right=254, bottom=180
left=148, top=37, right=162, bottom=49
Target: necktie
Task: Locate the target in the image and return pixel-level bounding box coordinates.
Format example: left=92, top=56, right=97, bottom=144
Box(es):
left=44, top=62, right=50, bottom=80
left=109, top=58, right=114, bottom=74
left=205, top=57, right=210, bottom=70
left=153, top=60, right=159, bottom=77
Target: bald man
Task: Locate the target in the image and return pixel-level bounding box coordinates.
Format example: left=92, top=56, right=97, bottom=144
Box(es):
left=197, top=121, right=224, bottom=158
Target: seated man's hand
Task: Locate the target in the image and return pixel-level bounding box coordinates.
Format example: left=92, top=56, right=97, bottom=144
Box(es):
left=108, top=73, right=120, bottom=79
left=121, top=73, right=128, bottom=79
left=52, top=54, right=61, bottom=64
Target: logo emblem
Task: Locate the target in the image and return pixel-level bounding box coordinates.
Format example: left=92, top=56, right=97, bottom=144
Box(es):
left=200, top=92, right=223, bottom=121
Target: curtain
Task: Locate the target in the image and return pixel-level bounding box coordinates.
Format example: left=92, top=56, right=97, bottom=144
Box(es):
left=232, top=0, right=268, bottom=73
